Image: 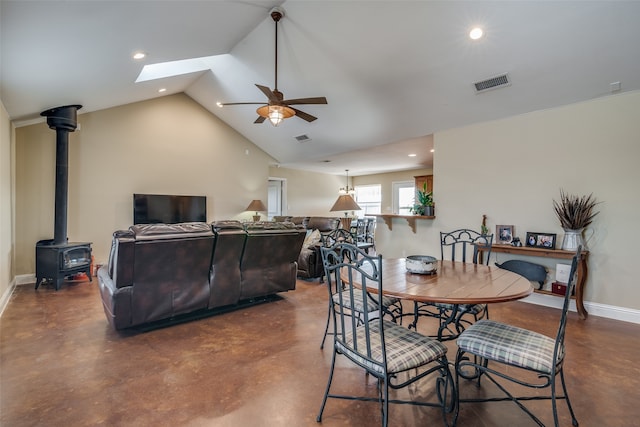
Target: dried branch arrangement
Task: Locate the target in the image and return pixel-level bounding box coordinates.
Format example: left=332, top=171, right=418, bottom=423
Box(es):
left=553, top=190, right=600, bottom=230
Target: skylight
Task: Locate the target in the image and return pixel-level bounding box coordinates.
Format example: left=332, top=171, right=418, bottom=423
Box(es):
left=135, top=54, right=228, bottom=82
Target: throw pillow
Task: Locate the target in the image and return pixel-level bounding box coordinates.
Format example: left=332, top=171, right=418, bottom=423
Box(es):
left=303, top=229, right=322, bottom=249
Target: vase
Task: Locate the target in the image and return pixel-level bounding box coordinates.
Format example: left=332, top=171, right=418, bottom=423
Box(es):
left=561, top=228, right=586, bottom=251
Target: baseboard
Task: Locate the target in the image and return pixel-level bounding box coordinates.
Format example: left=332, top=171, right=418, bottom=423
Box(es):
left=0, top=274, right=36, bottom=317
left=0, top=278, right=16, bottom=318
left=523, top=293, right=640, bottom=325
left=15, top=273, right=36, bottom=286
left=1, top=274, right=35, bottom=317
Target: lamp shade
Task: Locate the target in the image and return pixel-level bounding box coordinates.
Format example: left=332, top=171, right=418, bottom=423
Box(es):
left=330, top=195, right=361, bottom=212
left=246, top=199, right=267, bottom=212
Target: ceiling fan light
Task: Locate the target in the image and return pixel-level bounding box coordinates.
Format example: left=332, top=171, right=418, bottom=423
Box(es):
left=257, top=105, right=295, bottom=127
left=269, top=106, right=284, bottom=126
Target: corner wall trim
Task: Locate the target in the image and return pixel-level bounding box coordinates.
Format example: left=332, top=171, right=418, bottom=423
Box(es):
left=1, top=274, right=35, bottom=317
left=0, top=279, right=16, bottom=318
left=15, top=274, right=36, bottom=286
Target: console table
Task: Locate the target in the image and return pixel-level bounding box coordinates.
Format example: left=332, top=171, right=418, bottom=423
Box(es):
left=476, top=244, right=589, bottom=319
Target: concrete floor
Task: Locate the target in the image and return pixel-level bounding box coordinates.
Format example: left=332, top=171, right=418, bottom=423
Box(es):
left=1, top=277, right=639, bottom=426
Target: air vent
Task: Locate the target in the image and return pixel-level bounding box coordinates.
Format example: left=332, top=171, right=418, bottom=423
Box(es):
left=474, top=73, right=511, bottom=93
left=295, top=134, right=311, bottom=143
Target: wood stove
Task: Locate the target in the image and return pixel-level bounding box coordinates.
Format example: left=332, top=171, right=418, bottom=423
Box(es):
left=36, top=240, right=92, bottom=290
left=35, top=105, right=92, bottom=290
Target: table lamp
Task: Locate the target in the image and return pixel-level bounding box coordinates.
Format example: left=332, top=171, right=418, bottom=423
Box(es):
left=246, top=199, right=267, bottom=221
left=330, top=194, right=361, bottom=230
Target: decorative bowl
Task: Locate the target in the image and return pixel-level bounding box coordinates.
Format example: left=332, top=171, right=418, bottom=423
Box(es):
left=406, top=255, right=438, bottom=274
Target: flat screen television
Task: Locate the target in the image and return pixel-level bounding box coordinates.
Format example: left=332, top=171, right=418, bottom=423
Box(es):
left=133, top=194, right=207, bottom=225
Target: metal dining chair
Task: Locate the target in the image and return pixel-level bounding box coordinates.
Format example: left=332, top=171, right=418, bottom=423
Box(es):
left=410, top=229, right=493, bottom=341
left=453, top=247, right=582, bottom=427
left=319, top=228, right=401, bottom=349
left=364, top=217, right=376, bottom=249
left=354, top=218, right=367, bottom=243
left=317, top=243, right=454, bottom=427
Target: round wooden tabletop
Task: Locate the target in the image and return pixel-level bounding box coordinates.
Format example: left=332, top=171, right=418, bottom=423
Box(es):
left=346, top=258, right=533, bottom=305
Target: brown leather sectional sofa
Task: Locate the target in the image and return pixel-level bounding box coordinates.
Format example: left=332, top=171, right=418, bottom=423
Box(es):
left=97, top=221, right=306, bottom=330
left=285, top=216, right=341, bottom=280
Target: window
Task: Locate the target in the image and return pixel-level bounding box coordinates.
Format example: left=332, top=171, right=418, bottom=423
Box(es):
left=354, top=185, right=381, bottom=217
left=392, top=181, right=415, bottom=215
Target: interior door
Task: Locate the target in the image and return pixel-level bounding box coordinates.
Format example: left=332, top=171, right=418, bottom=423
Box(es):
left=267, top=179, right=285, bottom=219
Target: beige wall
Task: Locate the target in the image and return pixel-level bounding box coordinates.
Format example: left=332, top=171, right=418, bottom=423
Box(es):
left=8, top=90, right=640, bottom=313
left=375, top=91, right=640, bottom=311
left=353, top=169, right=432, bottom=214
left=268, top=167, right=345, bottom=217
left=14, top=94, right=276, bottom=274
left=267, top=168, right=434, bottom=219
left=0, top=101, right=13, bottom=303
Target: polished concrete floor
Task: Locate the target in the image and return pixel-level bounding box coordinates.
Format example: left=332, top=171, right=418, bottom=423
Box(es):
left=1, top=277, right=639, bottom=426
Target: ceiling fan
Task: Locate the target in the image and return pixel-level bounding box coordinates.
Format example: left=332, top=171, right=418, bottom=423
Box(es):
left=217, top=7, right=328, bottom=127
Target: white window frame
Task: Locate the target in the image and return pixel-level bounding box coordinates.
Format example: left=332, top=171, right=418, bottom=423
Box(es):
left=354, top=184, right=381, bottom=218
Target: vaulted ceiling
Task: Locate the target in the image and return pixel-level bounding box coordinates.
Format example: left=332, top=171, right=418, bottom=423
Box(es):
left=2, top=1, right=640, bottom=175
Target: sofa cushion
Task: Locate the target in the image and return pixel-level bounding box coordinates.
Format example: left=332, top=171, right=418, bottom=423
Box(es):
left=289, top=216, right=310, bottom=228
left=245, top=221, right=300, bottom=231
left=306, top=217, right=340, bottom=232
left=130, top=222, right=213, bottom=240
left=212, top=220, right=244, bottom=230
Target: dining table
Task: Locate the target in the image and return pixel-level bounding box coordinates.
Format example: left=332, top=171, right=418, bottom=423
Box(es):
left=343, top=257, right=533, bottom=339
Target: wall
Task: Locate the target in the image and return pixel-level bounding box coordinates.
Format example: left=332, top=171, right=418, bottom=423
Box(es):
left=375, top=91, right=640, bottom=312
left=14, top=94, right=275, bottom=274
left=268, top=166, right=345, bottom=217
left=353, top=168, right=433, bottom=214
left=0, top=101, right=13, bottom=308
left=266, top=168, right=434, bottom=219
left=10, top=90, right=640, bottom=313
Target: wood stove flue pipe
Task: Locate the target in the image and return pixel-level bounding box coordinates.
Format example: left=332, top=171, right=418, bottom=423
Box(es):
left=40, top=105, right=82, bottom=245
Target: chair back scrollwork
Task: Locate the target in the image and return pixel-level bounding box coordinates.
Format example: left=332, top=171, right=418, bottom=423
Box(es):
left=440, top=228, right=494, bottom=265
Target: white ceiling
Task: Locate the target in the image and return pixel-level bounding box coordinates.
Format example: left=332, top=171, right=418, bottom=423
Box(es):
left=2, top=1, right=640, bottom=176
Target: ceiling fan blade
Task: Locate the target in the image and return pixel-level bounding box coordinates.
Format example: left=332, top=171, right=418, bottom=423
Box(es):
left=254, top=116, right=267, bottom=124
left=291, top=108, right=318, bottom=122
left=283, top=96, right=328, bottom=105
left=255, top=84, right=279, bottom=103
left=219, top=102, right=265, bottom=106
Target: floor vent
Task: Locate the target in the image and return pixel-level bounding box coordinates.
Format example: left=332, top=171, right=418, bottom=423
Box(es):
left=295, top=134, right=311, bottom=143
left=474, top=73, right=511, bottom=93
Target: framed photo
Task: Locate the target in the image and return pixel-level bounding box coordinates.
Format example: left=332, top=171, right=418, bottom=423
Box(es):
left=496, top=225, right=514, bottom=244
left=525, top=232, right=557, bottom=249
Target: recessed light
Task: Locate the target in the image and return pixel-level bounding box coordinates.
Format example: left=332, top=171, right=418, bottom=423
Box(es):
left=430, top=149, right=435, bottom=153
left=408, top=153, right=417, bottom=157
left=133, top=51, right=146, bottom=60
left=158, top=88, right=166, bottom=93
left=469, top=27, right=483, bottom=40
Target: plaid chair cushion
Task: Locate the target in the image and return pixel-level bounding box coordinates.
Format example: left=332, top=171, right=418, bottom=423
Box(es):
left=457, top=319, right=564, bottom=374
left=336, top=320, right=447, bottom=375
left=332, top=291, right=399, bottom=313
left=434, top=302, right=486, bottom=315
